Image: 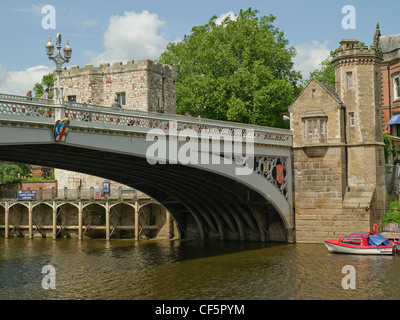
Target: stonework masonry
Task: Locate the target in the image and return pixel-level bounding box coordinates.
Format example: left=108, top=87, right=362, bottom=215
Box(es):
left=290, top=39, right=388, bottom=243
left=59, top=59, right=177, bottom=114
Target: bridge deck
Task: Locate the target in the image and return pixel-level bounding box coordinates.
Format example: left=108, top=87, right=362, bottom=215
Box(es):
left=0, top=93, right=292, bottom=147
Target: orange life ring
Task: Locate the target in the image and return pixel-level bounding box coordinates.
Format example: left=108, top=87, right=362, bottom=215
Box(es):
left=372, top=224, right=378, bottom=234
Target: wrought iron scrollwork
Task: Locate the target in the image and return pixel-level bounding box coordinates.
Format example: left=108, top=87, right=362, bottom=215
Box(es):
left=255, top=157, right=289, bottom=199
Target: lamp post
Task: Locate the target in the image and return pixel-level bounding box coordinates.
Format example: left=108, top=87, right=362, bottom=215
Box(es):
left=46, top=33, right=72, bottom=105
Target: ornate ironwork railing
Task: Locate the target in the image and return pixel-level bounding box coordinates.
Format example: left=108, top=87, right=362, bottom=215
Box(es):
left=0, top=93, right=292, bottom=146
left=0, top=93, right=55, bottom=120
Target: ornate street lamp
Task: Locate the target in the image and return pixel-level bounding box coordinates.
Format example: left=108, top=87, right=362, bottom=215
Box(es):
left=46, top=33, right=72, bottom=104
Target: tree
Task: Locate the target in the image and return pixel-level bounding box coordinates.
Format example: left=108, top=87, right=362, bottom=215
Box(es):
left=382, top=200, right=400, bottom=224
left=307, top=53, right=335, bottom=87
left=307, top=42, right=365, bottom=87
left=0, top=162, right=31, bottom=185
left=33, top=73, right=54, bottom=98
left=159, top=8, right=302, bottom=128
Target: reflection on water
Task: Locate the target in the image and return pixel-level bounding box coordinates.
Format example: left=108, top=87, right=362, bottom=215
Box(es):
left=0, top=238, right=399, bottom=300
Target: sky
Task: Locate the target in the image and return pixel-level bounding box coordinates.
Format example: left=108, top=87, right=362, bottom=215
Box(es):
left=0, top=0, right=399, bottom=95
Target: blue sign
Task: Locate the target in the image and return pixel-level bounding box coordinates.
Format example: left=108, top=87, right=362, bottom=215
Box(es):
left=18, top=190, right=37, bottom=200
left=103, top=182, right=110, bottom=193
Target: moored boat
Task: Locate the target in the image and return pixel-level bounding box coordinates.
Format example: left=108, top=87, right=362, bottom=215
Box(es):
left=324, top=232, right=395, bottom=255
left=395, top=240, right=400, bottom=252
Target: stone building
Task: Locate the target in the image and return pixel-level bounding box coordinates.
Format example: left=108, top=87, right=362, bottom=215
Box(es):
left=289, top=39, right=388, bottom=243
left=59, top=59, right=177, bottom=114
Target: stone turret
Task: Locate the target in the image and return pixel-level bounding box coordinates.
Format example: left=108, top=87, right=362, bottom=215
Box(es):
left=331, top=39, right=384, bottom=189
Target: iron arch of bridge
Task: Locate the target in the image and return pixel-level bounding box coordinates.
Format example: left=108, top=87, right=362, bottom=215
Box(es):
left=0, top=142, right=292, bottom=242
left=0, top=94, right=294, bottom=242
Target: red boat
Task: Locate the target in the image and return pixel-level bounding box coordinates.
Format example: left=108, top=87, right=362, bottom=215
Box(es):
left=395, top=240, right=400, bottom=252
left=324, top=232, right=395, bottom=255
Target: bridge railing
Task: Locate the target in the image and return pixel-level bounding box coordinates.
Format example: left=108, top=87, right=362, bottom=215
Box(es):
left=0, top=93, right=55, bottom=105
left=0, top=93, right=292, bottom=146
left=64, top=103, right=292, bottom=146
left=0, top=187, right=139, bottom=201
left=0, top=92, right=55, bottom=121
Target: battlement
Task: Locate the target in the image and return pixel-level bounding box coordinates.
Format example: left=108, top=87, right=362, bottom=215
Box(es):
left=58, top=57, right=177, bottom=114
left=332, top=39, right=383, bottom=65
left=61, top=58, right=177, bottom=79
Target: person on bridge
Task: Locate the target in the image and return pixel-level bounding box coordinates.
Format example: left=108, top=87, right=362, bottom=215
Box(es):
left=111, top=98, right=121, bottom=109
left=157, top=106, right=165, bottom=113
left=41, top=88, right=49, bottom=99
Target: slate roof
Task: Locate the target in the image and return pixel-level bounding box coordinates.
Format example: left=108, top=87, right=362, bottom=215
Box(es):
left=379, top=34, right=400, bottom=53
left=319, top=82, right=341, bottom=103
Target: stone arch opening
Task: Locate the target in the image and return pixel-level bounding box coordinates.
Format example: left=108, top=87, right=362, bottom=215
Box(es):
left=82, top=203, right=106, bottom=238
left=8, top=203, right=29, bottom=237
left=0, top=204, right=4, bottom=237
left=56, top=203, right=79, bottom=238
left=32, top=203, right=53, bottom=238
left=109, top=202, right=136, bottom=239
left=138, top=202, right=172, bottom=240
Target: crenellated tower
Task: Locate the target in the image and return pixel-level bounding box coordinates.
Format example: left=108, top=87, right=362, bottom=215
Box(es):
left=59, top=59, right=177, bottom=114
left=331, top=39, right=385, bottom=189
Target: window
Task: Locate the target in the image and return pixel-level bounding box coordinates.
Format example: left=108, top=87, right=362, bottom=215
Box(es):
left=305, top=118, right=326, bottom=139
left=116, top=92, right=126, bottom=106
left=349, top=112, right=355, bottom=127
left=68, top=95, right=76, bottom=102
left=347, top=72, right=353, bottom=89
left=313, top=120, right=318, bottom=134
left=303, top=109, right=327, bottom=141
left=393, top=75, right=400, bottom=100
left=311, top=89, right=316, bottom=99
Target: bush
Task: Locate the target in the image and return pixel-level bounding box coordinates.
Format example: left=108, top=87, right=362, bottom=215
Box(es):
left=382, top=200, right=400, bottom=223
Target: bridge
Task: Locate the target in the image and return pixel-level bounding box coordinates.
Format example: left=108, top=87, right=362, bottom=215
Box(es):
left=0, top=93, right=294, bottom=242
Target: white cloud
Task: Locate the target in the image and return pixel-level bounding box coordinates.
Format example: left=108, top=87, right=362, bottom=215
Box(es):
left=293, top=40, right=331, bottom=78
left=82, top=20, right=98, bottom=27
left=0, top=65, right=53, bottom=96
left=215, top=11, right=236, bottom=25
left=89, top=10, right=168, bottom=65
left=11, top=4, right=44, bottom=16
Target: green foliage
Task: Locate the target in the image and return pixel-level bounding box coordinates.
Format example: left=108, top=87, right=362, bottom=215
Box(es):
left=33, top=73, right=54, bottom=98
left=307, top=53, right=335, bottom=87
left=384, top=133, right=398, bottom=158
left=158, top=8, right=302, bottom=128
left=382, top=200, right=400, bottom=223
left=0, top=162, right=31, bottom=185
left=306, top=42, right=365, bottom=88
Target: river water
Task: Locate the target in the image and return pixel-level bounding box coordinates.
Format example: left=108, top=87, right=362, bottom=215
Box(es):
left=0, top=237, right=399, bottom=300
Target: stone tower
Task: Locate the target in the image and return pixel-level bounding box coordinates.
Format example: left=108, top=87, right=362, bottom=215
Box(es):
left=289, top=38, right=388, bottom=243
left=59, top=59, right=177, bottom=114
left=331, top=39, right=385, bottom=190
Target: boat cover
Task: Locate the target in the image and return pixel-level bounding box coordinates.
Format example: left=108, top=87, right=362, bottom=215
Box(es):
left=368, top=234, right=391, bottom=246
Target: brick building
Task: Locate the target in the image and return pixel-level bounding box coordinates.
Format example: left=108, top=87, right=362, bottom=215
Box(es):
left=375, top=23, right=400, bottom=134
